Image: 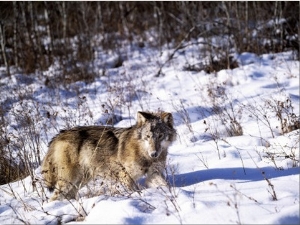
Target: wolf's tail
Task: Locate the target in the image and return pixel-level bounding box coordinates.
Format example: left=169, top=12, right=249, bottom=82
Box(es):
left=41, top=158, right=57, bottom=193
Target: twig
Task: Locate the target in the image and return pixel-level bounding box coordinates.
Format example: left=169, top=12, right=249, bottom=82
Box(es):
left=248, top=152, right=278, bottom=201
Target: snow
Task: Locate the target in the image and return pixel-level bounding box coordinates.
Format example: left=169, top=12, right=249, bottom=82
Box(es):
left=0, top=40, right=299, bottom=224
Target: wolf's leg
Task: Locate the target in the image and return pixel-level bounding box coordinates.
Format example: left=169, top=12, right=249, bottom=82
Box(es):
left=145, top=173, right=167, bottom=187
left=114, top=169, right=140, bottom=194
left=145, top=163, right=168, bottom=188
left=49, top=165, right=82, bottom=201
left=49, top=178, right=78, bottom=201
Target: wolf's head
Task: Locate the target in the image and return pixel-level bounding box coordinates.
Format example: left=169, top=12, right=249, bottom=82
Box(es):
left=136, top=111, right=176, bottom=159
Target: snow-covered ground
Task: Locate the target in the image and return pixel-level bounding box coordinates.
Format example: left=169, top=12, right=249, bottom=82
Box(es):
left=0, top=41, right=299, bottom=224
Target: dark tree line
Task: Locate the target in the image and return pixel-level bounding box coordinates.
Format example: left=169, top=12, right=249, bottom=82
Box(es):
left=0, top=2, right=299, bottom=78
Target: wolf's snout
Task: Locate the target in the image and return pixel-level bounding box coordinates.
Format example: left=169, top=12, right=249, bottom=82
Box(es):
left=150, top=152, right=158, bottom=158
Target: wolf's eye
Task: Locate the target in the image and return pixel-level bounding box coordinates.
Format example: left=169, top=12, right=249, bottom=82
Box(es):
left=158, top=133, right=164, bottom=140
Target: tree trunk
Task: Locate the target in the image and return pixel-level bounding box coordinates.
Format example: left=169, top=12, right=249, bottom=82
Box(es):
left=13, top=1, right=18, bottom=68
left=0, top=23, right=10, bottom=76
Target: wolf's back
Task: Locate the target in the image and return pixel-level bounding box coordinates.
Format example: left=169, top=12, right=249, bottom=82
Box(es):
left=41, top=126, right=123, bottom=191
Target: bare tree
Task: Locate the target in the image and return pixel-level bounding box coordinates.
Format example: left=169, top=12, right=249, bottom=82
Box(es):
left=0, top=22, right=10, bottom=76
left=12, top=1, right=18, bottom=68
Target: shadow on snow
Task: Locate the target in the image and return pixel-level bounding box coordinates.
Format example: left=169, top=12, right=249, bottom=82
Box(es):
left=167, top=166, right=300, bottom=187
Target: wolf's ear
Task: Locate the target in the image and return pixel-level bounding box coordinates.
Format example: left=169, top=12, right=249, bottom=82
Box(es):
left=161, top=112, right=174, bottom=127
left=137, top=111, right=152, bottom=126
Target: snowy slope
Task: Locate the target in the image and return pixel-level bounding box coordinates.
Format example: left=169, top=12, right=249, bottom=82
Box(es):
left=0, top=43, right=299, bottom=224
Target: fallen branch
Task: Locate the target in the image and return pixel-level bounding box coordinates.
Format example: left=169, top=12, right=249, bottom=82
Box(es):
left=155, top=26, right=196, bottom=77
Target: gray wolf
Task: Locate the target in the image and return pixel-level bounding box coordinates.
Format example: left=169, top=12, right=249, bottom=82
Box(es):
left=41, top=111, right=176, bottom=201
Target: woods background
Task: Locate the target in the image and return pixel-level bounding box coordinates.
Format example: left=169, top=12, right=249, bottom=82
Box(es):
left=0, top=2, right=299, bottom=78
